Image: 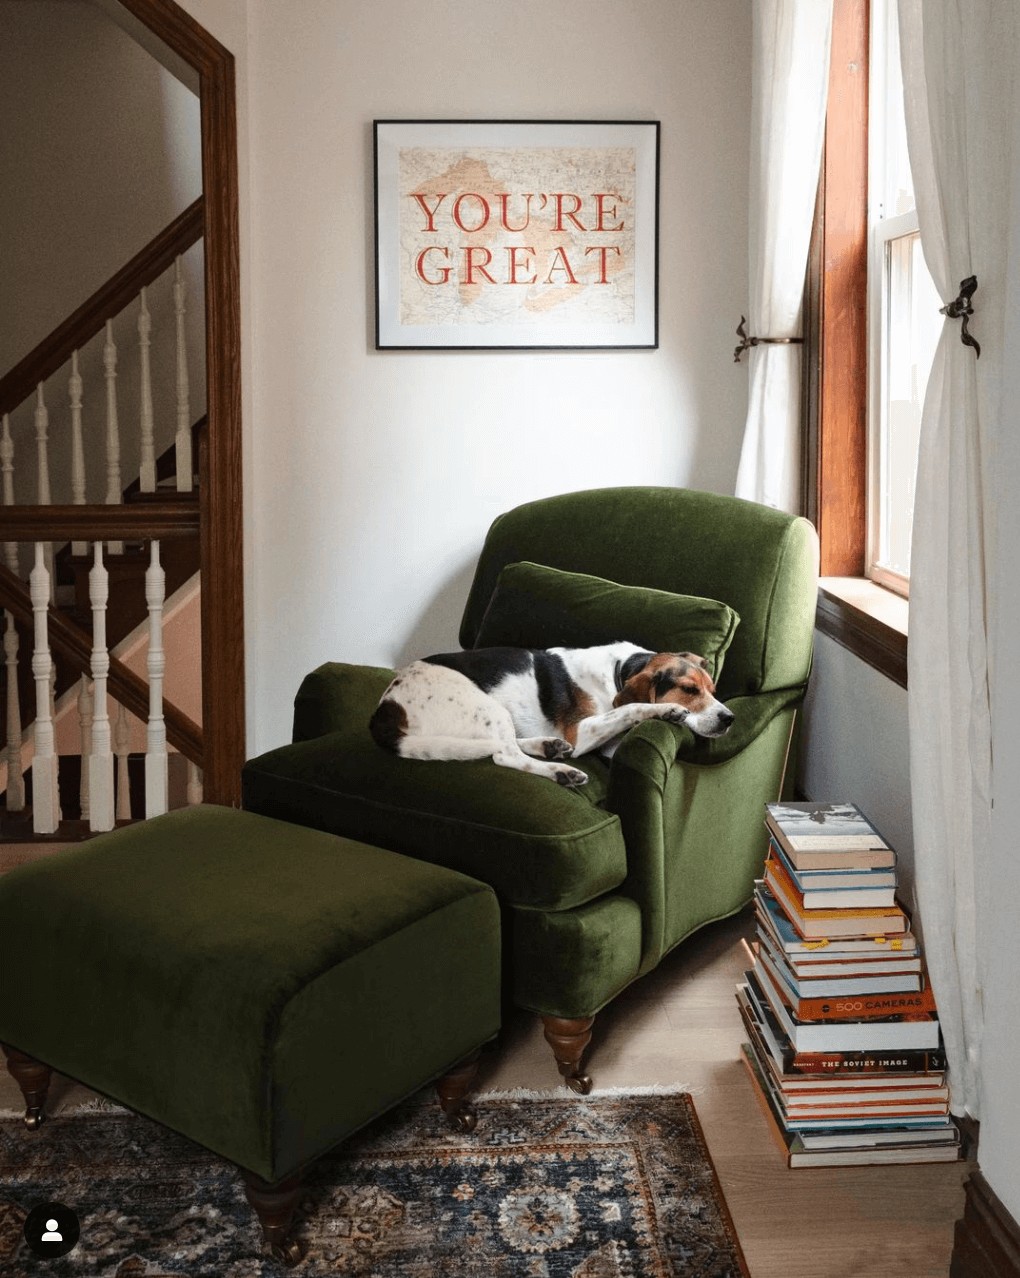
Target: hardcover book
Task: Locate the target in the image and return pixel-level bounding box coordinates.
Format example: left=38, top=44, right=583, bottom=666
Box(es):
left=765, top=801, right=896, bottom=870
left=764, top=858, right=908, bottom=940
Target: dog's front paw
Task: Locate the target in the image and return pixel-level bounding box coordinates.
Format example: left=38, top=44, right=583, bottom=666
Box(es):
left=659, top=706, right=690, bottom=725
left=542, top=737, right=574, bottom=760
left=554, top=766, right=588, bottom=788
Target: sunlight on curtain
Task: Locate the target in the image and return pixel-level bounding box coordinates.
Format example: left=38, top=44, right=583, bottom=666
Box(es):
left=899, top=0, right=1015, bottom=1119
left=734, top=0, right=833, bottom=513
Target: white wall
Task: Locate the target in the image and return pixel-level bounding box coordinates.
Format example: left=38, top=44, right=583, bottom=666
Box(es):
left=232, top=0, right=752, bottom=752
left=799, top=634, right=915, bottom=904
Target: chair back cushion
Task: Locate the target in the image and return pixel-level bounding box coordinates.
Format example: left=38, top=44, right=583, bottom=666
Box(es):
left=460, top=487, right=818, bottom=700
left=475, top=561, right=739, bottom=682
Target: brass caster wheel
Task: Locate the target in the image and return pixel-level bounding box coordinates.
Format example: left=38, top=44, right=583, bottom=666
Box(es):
left=23, top=1109, right=44, bottom=1131
left=269, top=1237, right=305, bottom=1267
left=566, top=1073, right=593, bottom=1096
left=449, top=1107, right=478, bottom=1134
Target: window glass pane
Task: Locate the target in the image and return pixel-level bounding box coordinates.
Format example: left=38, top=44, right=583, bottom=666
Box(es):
left=876, top=232, right=941, bottom=577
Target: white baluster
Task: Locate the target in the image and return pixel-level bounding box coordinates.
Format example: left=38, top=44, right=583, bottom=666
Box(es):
left=3, top=612, right=25, bottom=812
left=29, top=543, right=59, bottom=833
left=103, top=321, right=124, bottom=556
left=33, top=385, right=54, bottom=598
left=115, top=702, right=131, bottom=822
left=174, top=256, right=193, bottom=493
left=77, top=675, right=92, bottom=823
left=1, top=415, right=18, bottom=575
left=69, top=350, right=86, bottom=555
left=186, top=760, right=203, bottom=806
left=137, top=287, right=156, bottom=493
left=145, top=540, right=168, bottom=817
left=88, top=542, right=115, bottom=831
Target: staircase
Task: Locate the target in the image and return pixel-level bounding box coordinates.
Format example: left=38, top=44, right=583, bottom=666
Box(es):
left=1, top=200, right=210, bottom=840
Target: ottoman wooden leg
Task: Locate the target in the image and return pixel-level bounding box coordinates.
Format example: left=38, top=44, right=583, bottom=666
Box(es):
left=241, top=1169, right=305, bottom=1267
left=436, top=1049, right=481, bottom=1133
left=2, top=1045, right=52, bottom=1130
left=541, top=1015, right=595, bottom=1095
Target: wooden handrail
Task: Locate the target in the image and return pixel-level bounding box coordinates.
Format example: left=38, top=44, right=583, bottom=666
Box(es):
left=0, top=563, right=203, bottom=767
left=0, top=197, right=205, bottom=417
left=0, top=502, right=199, bottom=541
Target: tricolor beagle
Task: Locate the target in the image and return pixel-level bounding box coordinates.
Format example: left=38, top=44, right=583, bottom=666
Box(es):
left=369, top=641, right=734, bottom=786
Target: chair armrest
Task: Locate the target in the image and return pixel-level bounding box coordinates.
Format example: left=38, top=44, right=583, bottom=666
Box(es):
left=607, top=687, right=804, bottom=793
left=292, top=662, right=395, bottom=742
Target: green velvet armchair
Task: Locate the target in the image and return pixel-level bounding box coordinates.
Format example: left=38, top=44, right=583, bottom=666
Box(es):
left=242, top=487, right=818, bottom=1090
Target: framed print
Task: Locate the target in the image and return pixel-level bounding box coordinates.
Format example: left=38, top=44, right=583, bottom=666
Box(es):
left=374, top=119, right=659, bottom=349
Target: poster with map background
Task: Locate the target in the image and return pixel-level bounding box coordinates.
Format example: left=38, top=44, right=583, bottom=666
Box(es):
left=375, top=121, right=659, bottom=349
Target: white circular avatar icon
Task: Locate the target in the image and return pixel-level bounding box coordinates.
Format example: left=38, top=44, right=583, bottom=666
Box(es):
left=41, top=1219, right=63, bottom=1242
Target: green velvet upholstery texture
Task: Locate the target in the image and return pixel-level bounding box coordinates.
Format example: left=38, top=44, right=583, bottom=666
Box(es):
left=475, top=561, right=739, bottom=681
left=246, top=665, right=624, bottom=911
left=0, top=806, right=501, bottom=1183
left=459, top=486, right=817, bottom=702
left=243, top=486, right=818, bottom=1024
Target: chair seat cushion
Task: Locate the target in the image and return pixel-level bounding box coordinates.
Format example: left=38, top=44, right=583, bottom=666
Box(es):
left=243, top=664, right=628, bottom=912
left=0, top=806, right=500, bottom=1183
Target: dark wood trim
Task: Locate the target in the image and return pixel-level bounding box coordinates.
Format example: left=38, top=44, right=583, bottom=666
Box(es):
left=816, top=585, right=907, bottom=687
left=952, top=1171, right=1020, bottom=1278
left=0, top=502, right=198, bottom=541
left=0, top=199, right=204, bottom=418
left=0, top=564, right=203, bottom=764
left=116, top=0, right=245, bottom=806
left=815, top=0, right=869, bottom=576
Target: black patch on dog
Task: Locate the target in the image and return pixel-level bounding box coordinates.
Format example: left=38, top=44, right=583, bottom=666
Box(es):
left=652, top=668, right=678, bottom=698
left=423, top=647, right=533, bottom=692
left=614, top=650, right=654, bottom=691
left=369, top=699, right=408, bottom=750
left=532, top=650, right=577, bottom=726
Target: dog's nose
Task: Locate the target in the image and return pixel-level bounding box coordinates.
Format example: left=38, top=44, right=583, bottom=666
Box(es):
left=719, top=707, right=735, bottom=726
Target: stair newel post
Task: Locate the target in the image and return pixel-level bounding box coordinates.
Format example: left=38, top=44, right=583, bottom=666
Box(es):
left=1, top=415, right=18, bottom=575
left=77, top=676, right=92, bottom=823
left=69, top=350, right=87, bottom=555
left=29, top=544, right=59, bottom=834
left=87, top=542, right=115, bottom=832
left=103, top=321, right=124, bottom=556
left=33, top=385, right=54, bottom=601
left=137, top=287, right=156, bottom=494
left=145, top=540, right=168, bottom=817
left=114, top=702, right=131, bottom=822
left=3, top=612, right=25, bottom=812
left=173, top=256, right=193, bottom=493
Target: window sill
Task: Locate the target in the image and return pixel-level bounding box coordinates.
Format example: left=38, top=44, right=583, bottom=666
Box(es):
left=814, top=577, right=908, bottom=688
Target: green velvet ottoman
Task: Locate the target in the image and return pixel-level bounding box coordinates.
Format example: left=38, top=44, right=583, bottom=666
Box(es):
left=0, top=805, right=501, bottom=1264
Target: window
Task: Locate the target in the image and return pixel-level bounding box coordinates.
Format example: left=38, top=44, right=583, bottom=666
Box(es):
left=866, top=0, right=941, bottom=596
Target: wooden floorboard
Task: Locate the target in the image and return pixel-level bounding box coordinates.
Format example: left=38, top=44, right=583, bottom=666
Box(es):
left=0, top=887, right=969, bottom=1274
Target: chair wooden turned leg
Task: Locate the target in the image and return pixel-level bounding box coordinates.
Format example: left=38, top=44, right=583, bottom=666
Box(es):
left=2, top=1045, right=52, bottom=1130
left=541, top=1016, right=595, bottom=1095
left=241, top=1170, right=305, bottom=1267
left=436, top=1050, right=481, bottom=1133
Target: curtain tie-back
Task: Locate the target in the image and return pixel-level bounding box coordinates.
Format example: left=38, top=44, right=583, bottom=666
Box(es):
left=733, top=316, right=804, bottom=363
left=940, top=275, right=981, bottom=358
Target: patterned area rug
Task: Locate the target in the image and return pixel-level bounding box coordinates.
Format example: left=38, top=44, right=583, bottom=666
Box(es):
left=0, top=1089, right=748, bottom=1277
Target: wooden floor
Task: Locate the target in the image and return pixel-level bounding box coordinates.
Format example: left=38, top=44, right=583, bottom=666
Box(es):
left=0, top=851, right=969, bottom=1276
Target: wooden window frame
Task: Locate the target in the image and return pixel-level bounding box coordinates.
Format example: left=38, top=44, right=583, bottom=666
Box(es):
left=804, top=0, right=908, bottom=689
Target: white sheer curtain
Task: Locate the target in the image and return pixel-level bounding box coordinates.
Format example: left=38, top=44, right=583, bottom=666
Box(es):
left=899, top=0, right=1015, bottom=1118
left=734, top=0, right=833, bottom=513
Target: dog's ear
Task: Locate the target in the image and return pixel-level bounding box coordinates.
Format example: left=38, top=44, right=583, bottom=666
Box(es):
left=613, top=669, right=654, bottom=706
left=677, top=652, right=708, bottom=669
left=613, top=651, right=654, bottom=706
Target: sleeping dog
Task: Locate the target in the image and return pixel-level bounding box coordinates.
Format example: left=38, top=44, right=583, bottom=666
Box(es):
left=369, top=641, right=734, bottom=786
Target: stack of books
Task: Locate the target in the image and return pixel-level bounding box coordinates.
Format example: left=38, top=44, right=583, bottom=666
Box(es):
left=737, top=800, right=961, bottom=1167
